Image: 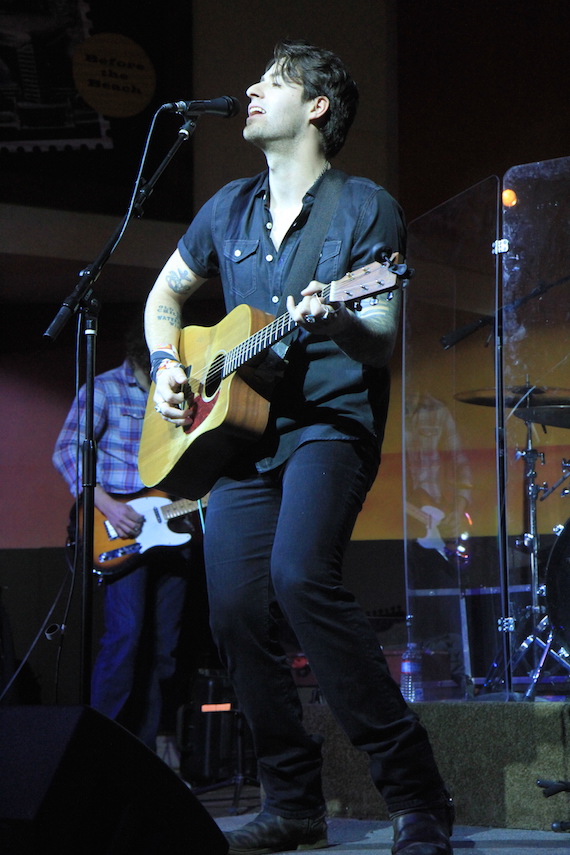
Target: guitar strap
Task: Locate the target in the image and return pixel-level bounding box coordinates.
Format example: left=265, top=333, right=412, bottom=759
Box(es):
left=271, top=167, right=348, bottom=358
left=247, top=169, right=348, bottom=391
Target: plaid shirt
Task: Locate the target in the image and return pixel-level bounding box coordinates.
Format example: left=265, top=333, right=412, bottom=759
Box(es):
left=53, top=360, right=147, bottom=498
left=405, top=392, right=472, bottom=509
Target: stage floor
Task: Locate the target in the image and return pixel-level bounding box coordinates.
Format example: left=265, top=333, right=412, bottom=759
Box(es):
left=197, top=784, right=570, bottom=854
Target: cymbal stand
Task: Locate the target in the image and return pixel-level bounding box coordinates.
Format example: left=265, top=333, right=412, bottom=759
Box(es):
left=513, top=420, right=564, bottom=699
left=510, top=614, right=570, bottom=698
left=540, top=458, right=570, bottom=502
left=515, top=419, right=546, bottom=639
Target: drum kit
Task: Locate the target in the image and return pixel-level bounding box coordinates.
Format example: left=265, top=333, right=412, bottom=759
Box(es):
left=455, top=383, right=570, bottom=697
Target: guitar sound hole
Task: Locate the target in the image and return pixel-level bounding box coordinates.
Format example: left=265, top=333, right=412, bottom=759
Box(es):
left=204, top=356, right=224, bottom=400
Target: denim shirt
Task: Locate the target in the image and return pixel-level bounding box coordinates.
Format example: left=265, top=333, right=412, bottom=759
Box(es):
left=177, top=169, right=406, bottom=470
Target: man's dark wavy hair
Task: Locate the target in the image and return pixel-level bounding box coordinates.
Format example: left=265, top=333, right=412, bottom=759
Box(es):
left=268, top=40, right=359, bottom=159
left=125, top=316, right=150, bottom=374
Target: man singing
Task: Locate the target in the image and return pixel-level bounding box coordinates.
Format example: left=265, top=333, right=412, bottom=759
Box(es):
left=144, top=40, right=453, bottom=855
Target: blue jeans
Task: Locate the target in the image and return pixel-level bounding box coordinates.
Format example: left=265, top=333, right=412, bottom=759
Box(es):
left=91, top=547, right=189, bottom=749
left=204, top=439, right=446, bottom=818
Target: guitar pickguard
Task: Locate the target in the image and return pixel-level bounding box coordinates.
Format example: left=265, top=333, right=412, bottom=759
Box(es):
left=183, top=390, right=217, bottom=435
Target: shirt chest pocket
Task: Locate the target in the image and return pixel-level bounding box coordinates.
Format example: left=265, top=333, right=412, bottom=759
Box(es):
left=118, top=408, right=144, bottom=446
left=223, top=239, right=259, bottom=300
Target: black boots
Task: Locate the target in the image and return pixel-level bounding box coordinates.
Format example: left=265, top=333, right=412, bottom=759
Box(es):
left=223, top=796, right=454, bottom=854
left=223, top=810, right=328, bottom=855
left=391, top=798, right=455, bottom=855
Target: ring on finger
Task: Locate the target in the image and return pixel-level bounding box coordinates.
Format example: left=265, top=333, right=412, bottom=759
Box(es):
left=305, top=314, right=316, bottom=324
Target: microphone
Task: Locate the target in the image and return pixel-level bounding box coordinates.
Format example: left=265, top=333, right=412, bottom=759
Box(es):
left=160, top=96, right=241, bottom=118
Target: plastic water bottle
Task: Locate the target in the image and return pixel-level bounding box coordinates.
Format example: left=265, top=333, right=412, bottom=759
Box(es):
left=400, top=643, right=423, bottom=702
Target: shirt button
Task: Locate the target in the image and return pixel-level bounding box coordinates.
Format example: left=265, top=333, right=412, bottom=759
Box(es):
left=266, top=254, right=273, bottom=262
left=266, top=222, right=272, bottom=230
left=234, top=249, right=242, bottom=257
left=272, top=295, right=279, bottom=303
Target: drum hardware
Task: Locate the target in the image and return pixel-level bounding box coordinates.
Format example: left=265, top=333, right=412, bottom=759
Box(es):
left=545, top=518, right=570, bottom=657
left=513, top=616, right=570, bottom=699
left=510, top=615, right=570, bottom=671
left=511, top=414, right=570, bottom=698
left=540, top=459, right=570, bottom=502
left=497, top=616, right=516, bottom=633
left=454, top=384, right=570, bottom=696
left=514, top=416, right=546, bottom=644
left=494, top=608, right=570, bottom=701
left=513, top=414, right=570, bottom=693
left=514, top=405, right=570, bottom=430
left=454, top=386, right=570, bottom=409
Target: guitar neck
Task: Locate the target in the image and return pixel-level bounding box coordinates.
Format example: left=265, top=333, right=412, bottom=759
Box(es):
left=162, top=497, right=203, bottom=520
left=223, top=282, right=346, bottom=377
left=405, top=501, right=430, bottom=527
left=220, top=257, right=401, bottom=377
left=223, top=289, right=328, bottom=377
left=221, top=258, right=401, bottom=377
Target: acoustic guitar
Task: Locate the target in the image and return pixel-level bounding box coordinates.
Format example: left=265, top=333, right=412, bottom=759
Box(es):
left=138, top=257, right=402, bottom=500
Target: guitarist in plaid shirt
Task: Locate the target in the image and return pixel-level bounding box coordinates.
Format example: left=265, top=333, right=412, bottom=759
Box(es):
left=53, top=326, right=193, bottom=751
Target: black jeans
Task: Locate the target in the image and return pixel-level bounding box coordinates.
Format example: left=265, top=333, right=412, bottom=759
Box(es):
left=204, top=439, right=446, bottom=818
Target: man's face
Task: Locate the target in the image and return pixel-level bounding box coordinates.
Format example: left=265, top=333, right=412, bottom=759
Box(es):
left=243, top=63, right=313, bottom=151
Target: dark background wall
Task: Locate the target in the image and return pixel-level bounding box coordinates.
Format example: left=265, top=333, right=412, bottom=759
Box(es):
left=2, top=0, right=570, bottom=704
left=5, top=2, right=570, bottom=222
left=397, top=1, right=570, bottom=222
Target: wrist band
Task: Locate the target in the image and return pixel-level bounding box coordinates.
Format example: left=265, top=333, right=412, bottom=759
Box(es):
left=150, top=347, right=182, bottom=384
left=151, top=358, right=185, bottom=385
left=150, top=344, right=180, bottom=363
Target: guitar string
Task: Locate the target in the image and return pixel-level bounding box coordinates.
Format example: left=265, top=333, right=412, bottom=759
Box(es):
left=173, top=265, right=390, bottom=392
left=185, top=282, right=334, bottom=389
left=215, top=270, right=388, bottom=380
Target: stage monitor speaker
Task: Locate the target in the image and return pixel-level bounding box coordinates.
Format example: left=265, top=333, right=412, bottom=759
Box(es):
left=0, top=705, right=228, bottom=855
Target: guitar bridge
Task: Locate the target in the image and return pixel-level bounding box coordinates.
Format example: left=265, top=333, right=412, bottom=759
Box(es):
left=99, top=543, right=142, bottom=564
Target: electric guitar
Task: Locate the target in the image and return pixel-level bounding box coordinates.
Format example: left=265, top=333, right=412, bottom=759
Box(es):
left=405, top=501, right=447, bottom=557
left=138, top=257, right=402, bottom=499
left=74, top=489, right=207, bottom=578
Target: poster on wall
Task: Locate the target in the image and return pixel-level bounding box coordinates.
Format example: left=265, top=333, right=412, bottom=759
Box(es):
left=0, top=1, right=156, bottom=153
left=0, top=0, right=110, bottom=151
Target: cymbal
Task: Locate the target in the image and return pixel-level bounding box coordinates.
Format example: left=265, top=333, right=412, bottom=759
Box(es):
left=455, top=387, right=570, bottom=408
left=514, top=405, right=570, bottom=429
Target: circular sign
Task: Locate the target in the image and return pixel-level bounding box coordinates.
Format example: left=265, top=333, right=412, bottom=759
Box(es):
left=72, top=33, right=156, bottom=118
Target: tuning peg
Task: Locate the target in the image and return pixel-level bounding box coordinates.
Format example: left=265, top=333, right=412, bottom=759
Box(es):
left=372, top=242, right=393, bottom=263
left=394, top=263, right=414, bottom=279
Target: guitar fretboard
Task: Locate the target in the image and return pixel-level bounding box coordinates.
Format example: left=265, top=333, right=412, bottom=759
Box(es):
left=223, top=284, right=335, bottom=377
left=160, top=498, right=200, bottom=520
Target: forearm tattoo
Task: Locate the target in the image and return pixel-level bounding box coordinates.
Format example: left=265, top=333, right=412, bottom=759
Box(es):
left=156, top=304, right=180, bottom=326
left=166, top=267, right=194, bottom=294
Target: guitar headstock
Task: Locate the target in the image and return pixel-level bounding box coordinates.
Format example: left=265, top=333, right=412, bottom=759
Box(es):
left=329, top=253, right=406, bottom=305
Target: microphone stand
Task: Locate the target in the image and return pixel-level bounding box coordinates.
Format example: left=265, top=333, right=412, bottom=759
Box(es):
left=44, top=114, right=199, bottom=704
left=440, top=271, right=570, bottom=351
